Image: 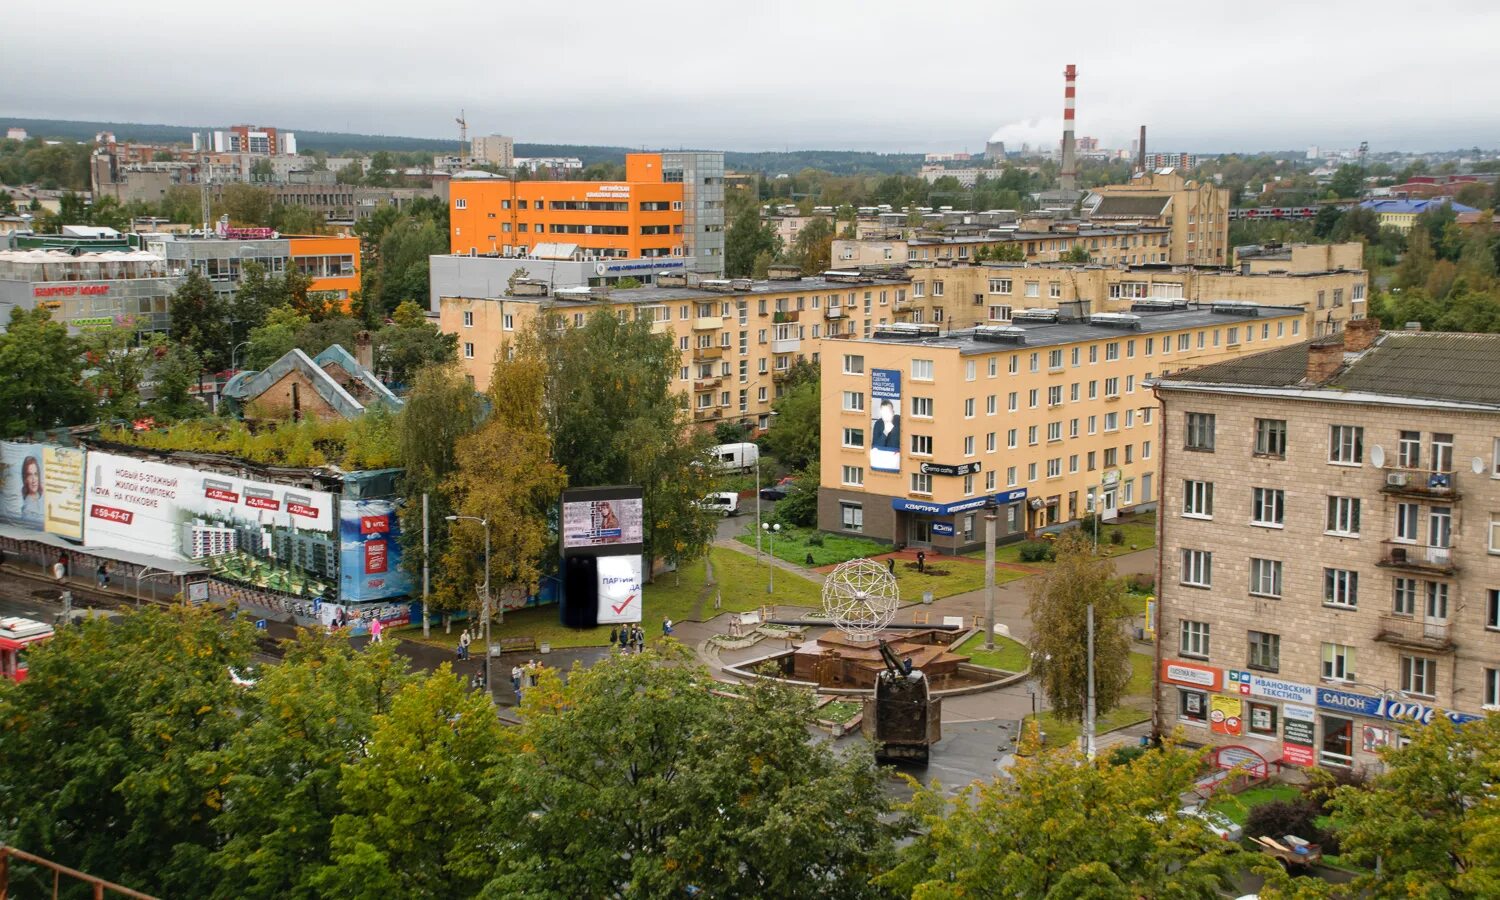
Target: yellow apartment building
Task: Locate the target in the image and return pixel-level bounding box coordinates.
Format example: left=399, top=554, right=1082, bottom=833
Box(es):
left=1087, top=169, right=1231, bottom=265
left=439, top=270, right=913, bottom=430
left=816, top=304, right=1307, bottom=551
left=833, top=224, right=1173, bottom=270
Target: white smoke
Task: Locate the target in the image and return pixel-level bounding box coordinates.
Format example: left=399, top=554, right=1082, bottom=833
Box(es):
left=988, top=117, right=1064, bottom=149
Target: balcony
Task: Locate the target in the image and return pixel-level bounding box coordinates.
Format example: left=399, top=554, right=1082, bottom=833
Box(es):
left=693, top=376, right=722, bottom=391
left=772, top=369, right=794, bottom=383
left=692, top=345, right=722, bottom=361
left=1375, top=613, right=1456, bottom=653
left=695, top=407, right=723, bottom=420
left=650, top=319, right=674, bottom=335
left=692, top=316, right=722, bottom=332
left=773, top=310, right=801, bottom=324
left=824, top=306, right=846, bottom=319
left=1377, top=540, right=1457, bottom=576
left=1380, top=466, right=1461, bottom=501
left=894, top=299, right=916, bottom=312
left=771, top=338, right=802, bottom=354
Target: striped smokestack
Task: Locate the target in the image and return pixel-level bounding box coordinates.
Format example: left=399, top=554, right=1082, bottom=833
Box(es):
left=1059, top=63, right=1078, bottom=192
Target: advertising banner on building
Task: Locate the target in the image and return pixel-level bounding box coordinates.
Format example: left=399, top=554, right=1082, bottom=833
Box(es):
left=85, top=452, right=336, bottom=580
left=0, top=442, right=86, bottom=539
left=338, top=497, right=414, bottom=602
left=1316, top=686, right=1482, bottom=727
left=1160, top=658, right=1224, bottom=691
left=318, top=599, right=418, bottom=636
left=1210, top=694, right=1243, bottom=736
left=1227, top=670, right=1316, bottom=706
left=1282, top=704, right=1316, bottom=766
left=562, top=497, right=643, bottom=549
left=595, top=554, right=642, bottom=625
left=869, top=368, right=901, bottom=473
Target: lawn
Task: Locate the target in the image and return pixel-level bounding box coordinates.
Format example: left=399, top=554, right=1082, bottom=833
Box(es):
left=1027, top=651, right=1155, bottom=750
left=968, top=512, right=1157, bottom=566
left=398, top=546, right=823, bottom=651
left=892, top=557, right=1025, bottom=603
left=1208, top=782, right=1303, bottom=826
left=955, top=632, right=1030, bottom=672
left=817, top=700, right=863, bottom=724
left=734, top=524, right=891, bottom=567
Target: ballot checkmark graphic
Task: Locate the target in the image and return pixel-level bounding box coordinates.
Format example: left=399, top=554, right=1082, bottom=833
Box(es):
left=612, top=595, right=636, bottom=614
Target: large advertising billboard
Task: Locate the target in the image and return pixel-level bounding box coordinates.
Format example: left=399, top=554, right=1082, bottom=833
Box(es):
left=339, top=496, right=414, bottom=602
left=0, top=442, right=86, bottom=540
left=562, top=497, right=644, bottom=549
left=85, top=452, right=336, bottom=590
left=596, top=554, right=643, bottom=625
left=869, top=368, right=901, bottom=473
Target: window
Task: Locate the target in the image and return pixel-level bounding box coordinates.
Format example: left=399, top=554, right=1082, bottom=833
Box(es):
left=1491, top=514, right=1500, bottom=554
left=842, top=391, right=865, bottom=412
left=1327, top=496, right=1361, bottom=536
left=1007, top=428, right=1017, bottom=449
left=1185, top=413, right=1216, bottom=450
left=1029, top=389, right=1039, bottom=409
left=1255, top=419, right=1287, bottom=458
left=911, top=434, right=933, bottom=455
left=1248, top=702, right=1279, bottom=737
left=1046, top=458, right=1061, bottom=477
left=964, top=398, right=975, bottom=418
left=1251, top=488, right=1285, bottom=527
left=841, top=465, right=864, bottom=486
left=912, top=359, right=934, bottom=380
left=1249, top=558, right=1282, bottom=598
left=1007, top=392, right=1018, bottom=412
left=1025, top=281, right=1040, bottom=298
left=840, top=502, right=864, bottom=533
left=1393, top=578, right=1419, bottom=616
left=988, top=278, right=1013, bottom=294
left=1394, top=502, right=1419, bottom=541
left=964, top=436, right=975, bottom=456
left=1105, top=342, right=1120, bottom=361
left=1398, top=430, right=1421, bottom=468
left=912, top=396, right=933, bottom=417
left=502, top=313, right=514, bottom=331
left=1182, top=549, right=1212, bottom=587
left=1322, top=643, right=1356, bottom=681
left=1047, top=422, right=1062, bottom=442
left=1027, top=426, right=1038, bottom=446
left=1487, top=669, right=1500, bottom=710
left=463, top=342, right=475, bottom=359
left=1324, top=568, right=1359, bottom=608
left=1179, top=689, right=1208, bottom=724
left=1048, top=385, right=1063, bottom=406
left=1321, top=715, right=1354, bottom=766
left=1103, top=447, right=1117, bottom=467
left=1248, top=631, right=1280, bottom=671
left=911, top=472, right=932, bottom=494
left=986, top=432, right=996, bottom=452
left=842, top=354, right=865, bottom=374
left=1430, top=506, right=1453, bottom=548
left=1330, top=425, right=1364, bottom=464
left=1183, top=480, right=1213, bottom=518
left=1104, top=377, right=1120, bottom=397
left=1008, top=355, right=1019, bottom=375
left=842, top=427, right=865, bottom=448
left=1180, top=620, right=1210, bottom=658
left=965, top=361, right=977, bottom=381
left=1489, top=589, right=1500, bottom=630
left=963, top=473, right=975, bottom=494
left=1401, top=655, right=1437, bottom=698
left=463, top=310, right=474, bottom=327
left=1104, top=412, right=1118, bottom=432
left=986, top=395, right=997, bottom=415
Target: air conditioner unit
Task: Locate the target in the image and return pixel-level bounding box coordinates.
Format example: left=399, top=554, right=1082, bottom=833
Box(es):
left=1386, top=472, right=1409, bottom=487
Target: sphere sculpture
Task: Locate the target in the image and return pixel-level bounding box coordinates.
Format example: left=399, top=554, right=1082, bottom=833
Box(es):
left=821, top=558, right=900, bottom=641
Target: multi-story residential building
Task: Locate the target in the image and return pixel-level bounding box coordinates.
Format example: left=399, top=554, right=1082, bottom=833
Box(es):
left=448, top=152, right=724, bottom=274
left=196, top=125, right=297, bottom=156
left=439, top=270, right=911, bottom=430
left=833, top=224, right=1173, bottom=270
left=1152, top=321, right=1500, bottom=773
left=893, top=244, right=1369, bottom=338
left=470, top=135, right=515, bottom=168
left=1085, top=169, right=1229, bottom=265
left=816, top=303, right=1308, bottom=551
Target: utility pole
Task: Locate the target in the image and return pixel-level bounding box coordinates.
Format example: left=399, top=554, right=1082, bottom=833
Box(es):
left=983, top=500, right=997, bottom=650
left=1085, top=603, right=1097, bottom=760
left=421, top=493, right=430, bottom=638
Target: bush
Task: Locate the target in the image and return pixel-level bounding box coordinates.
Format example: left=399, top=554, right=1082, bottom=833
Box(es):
left=1245, top=797, right=1321, bottom=840
left=1110, top=528, right=1125, bottom=545
left=806, top=533, right=824, bottom=547
left=1106, top=744, right=1149, bottom=766
left=1126, top=572, right=1156, bottom=594
left=1017, top=541, right=1056, bottom=563
left=1077, top=513, right=1099, bottom=535
left=772, top=470, right=818, bottom=527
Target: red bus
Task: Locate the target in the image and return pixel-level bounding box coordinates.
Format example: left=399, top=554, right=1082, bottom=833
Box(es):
left=0, top=617, right=54, bottom=683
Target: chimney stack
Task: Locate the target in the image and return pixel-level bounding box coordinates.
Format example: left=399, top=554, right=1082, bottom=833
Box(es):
left=1342, top=316, right=1381, bottom=352
left=1059, top=64, right=1078, bottom=192
left=1304, top=338, right=1344, bottom=383
left=354, top=330, right=373, bottom=371
left=1137, top=125, right=1147, bottom=173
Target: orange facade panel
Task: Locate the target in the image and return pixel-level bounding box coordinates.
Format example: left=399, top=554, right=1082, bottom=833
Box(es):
left=287, top=235, right=361, bottom=310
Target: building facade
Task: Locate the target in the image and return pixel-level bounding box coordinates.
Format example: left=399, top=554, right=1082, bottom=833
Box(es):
left=816, top=304, right=1308, bottom=552
left=147, top=233, right=361, bottom=308
left=833, top=224, right=1174, bottom=271
left=470, top=135, right=515, bottom=168
left=199, top=126, right=297, bottom=156
left=0, top=248, right=183, bottom=332
left=1153, top=322, right=1500, bottom=773
left=1086, top=169, right=1230, bottom=265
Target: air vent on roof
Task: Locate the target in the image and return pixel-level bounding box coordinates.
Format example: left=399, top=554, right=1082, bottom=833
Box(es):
left=1130, top=298, right=1187, bottom=311
left=1210, top=301, right=1259, bottom=316
left=700, top=278, right=736, bottom=292
left=873, top=323, right=942, bottom=340
left=730, top=278, right=753, bottom=291
left=655, top=272, right=688, bottom=288
left=822, top=269, right=865, bottom=283
left=973, top=324, right=1028, bottom=345
left=1088, top=312, right=1142, bottom=329
left=1011, top=308, right=1060, bottom=324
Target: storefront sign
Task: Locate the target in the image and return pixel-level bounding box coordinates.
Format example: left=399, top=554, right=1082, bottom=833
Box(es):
left=1161, top=658, right=1223, bottom=691
left=891, top=488, right=1027, bottom=517
left=1282, top=704, right=1316, bottom=766
left=1315, top=687, right=1482, bottom=727
left=1227, top=670, right=1316, bottom=705
left=596, top=260, right=686, bottom=275
left=1210, top=694, right=1243, bottom=736
left=930, top=522, right=955, bottom=536
left=918, top=461, right=981, bottom=477
left=33, top=284, right=108, bottom=297
left=585, top=184, right=631, bottom=199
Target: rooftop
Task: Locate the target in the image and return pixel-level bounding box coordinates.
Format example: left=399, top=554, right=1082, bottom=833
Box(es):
left=1157, top=331, right=1500, bottom=409
left=1358, top=197, right=1478, bottom=215
left=475, top=275, right=907, bottom=306
left=1090, top=195, right=1172, bottom=218
left=906, top=224, right=1170, bottom=246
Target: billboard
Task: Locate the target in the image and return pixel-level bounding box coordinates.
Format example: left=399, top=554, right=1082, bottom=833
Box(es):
left=595, top=554, right=643, bottom=625
left=0, top=442, right=86, bottom=539
left=85, top=453, right=336, bottom=588
left=339, top=497, right=414, bottom=602
left=562, top=497, right=643, bottom=549
left=869, top=368, right=901, bottom=473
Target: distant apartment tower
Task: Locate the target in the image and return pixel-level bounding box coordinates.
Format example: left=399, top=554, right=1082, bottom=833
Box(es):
left=182, top=520, right=237, bottom=558
left=196, top=125, right=296, bottom=156
left=470, top=134, right=514, bottom=168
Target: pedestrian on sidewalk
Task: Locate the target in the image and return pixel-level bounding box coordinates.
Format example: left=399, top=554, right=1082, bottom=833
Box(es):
left=52, top=553, right=67, bottom=582
left=458, top=628, right=472, bottom=660
left=609, top=625, right=618, bottom=648
left=662, top=617, right=673, bottom=637
left=96, top=562, right=109, bottom=590
left=369, top=616, right=384, bottom=644
left=618, top=626, right=630, bottom=652
left=511, top=663, right=523, bottom=693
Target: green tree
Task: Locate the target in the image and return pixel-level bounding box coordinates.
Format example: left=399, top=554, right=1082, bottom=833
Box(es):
left=1026, top=530, right=1133, bottom=725
left=0, top=306, right=93, bottom=435
left=82, top=324, right=154, bottom=421
left=763, top=364, right=820, bottom=470
left=879, top=743, right=1249, bottom=898
left=230, top=260, right=287, bottom=348
left=725, top=191, right=781, bottom=277
left=249, top=158, right=275, bottom=179
left=1395, top=225, right=1436, bottom=290
left=168, top=269, right=231, bottom=372
left=773, top=468, right=819, bottom=527
left=1329, top=164, right=1366, bottom=199
left=244, top=306, right=311, bottom=369
left=217, top=183, right=274, bottom=226
left=791, top=216, right=836, bottom=274
left=374, top=215, right=446, bottom=316
left=488, top=646, right=894, bottom=898
left=149, top=343, right=206, bottom=421
left=375, top=310, right=457, bottom=386
left=315, top=668, right=505, bottom=900
left=991, top=241, right=1026, bottom=262
left=271, top=203, right=326, bottom=235
left=1061, top=244, right=1091, bottom=263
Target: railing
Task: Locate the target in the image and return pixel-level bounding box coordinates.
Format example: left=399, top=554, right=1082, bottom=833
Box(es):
left=824, top=306, right=845, bottom=319
left=692, top=345, right=722, bottom=360
left=1378, top=540, right=1457, bottom=575
left=692, top=316, right=721, bottom=331
left=1380, top=466, right=1459, bottom=500
left=772, top=310, right=800, bottom=323
left=693, top=377, right=722, bottom=391
left=1375, top=613, right=1455, bottom=652
left=771, top=338, right=801, bottom=354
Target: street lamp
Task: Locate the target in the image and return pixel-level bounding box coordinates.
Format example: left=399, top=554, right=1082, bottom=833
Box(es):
left=982, top=496, right=998, bottom=650
left=446, top=514, right=492, bottom=700
left=762, top=522, right=781, bottom=593
left=230, top=340, right=251, bottom=372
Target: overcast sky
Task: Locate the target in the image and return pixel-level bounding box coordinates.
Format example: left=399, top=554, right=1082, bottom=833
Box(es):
left=6, top=1, right=1498, bottom=154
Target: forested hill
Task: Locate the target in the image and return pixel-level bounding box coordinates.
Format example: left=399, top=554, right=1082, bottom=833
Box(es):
left=1, top=118, right=922, bottom=174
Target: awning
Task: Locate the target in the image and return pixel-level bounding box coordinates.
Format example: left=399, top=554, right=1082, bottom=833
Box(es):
left=0, top=523, right=209, bottom=576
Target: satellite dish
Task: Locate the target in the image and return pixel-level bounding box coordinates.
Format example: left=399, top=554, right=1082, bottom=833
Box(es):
left=1370, top=445, right=1385, bottom=468
left=1473, top=457, right=1487, bottom=475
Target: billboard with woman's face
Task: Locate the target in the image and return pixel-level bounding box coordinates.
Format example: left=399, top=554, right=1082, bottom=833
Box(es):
left=869, top=369, right=901, bottom=473
left=0, top=442, right=85, bottom=539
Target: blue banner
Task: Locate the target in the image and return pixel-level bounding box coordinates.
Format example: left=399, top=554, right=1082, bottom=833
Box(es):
left=892, top=489, right=1028, bottom=517
left=1316, top=686, right=1482, bottom=726
left=339, top=496, right=415, bottom=601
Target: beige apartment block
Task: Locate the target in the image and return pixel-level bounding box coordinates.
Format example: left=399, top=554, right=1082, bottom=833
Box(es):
left=815, top=303, right=1308, bottom=553
left=894, top=247, right=1369, bottom=338
left=439, top=272, right=911, bottom=430
left=1153, top=320, right=1500, bottom=775
left=833, top=224, right=1173, bottom=271
left=1087, top=169, right=1231, bottom=265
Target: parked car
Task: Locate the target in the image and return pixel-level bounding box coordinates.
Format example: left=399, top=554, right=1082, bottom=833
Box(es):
left=708, top=442, right=759, bottom=474
left=699, top=491, right=741, bottom=516
left=759, top=476, right=795, bottom=501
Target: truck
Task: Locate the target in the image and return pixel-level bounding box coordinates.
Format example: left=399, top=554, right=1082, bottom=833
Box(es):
left=708, top=442, right=759, bottom=474
left=861, top=640, right=942, bottom=765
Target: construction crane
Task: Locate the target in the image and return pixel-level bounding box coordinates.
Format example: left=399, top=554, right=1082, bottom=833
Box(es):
left=456, top=109, right=468, bottom=160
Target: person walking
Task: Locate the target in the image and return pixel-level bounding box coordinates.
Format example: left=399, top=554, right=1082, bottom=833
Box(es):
left=618, top=626, right=630, bottom=652
left=662, top=617, right=673, bottom=637
left=609, top=625, right=619, bottom=649
left=511, top=663, right=523, bottom=693
left=96, top=562, right=110, bottom=590
left=369, top=616, right=384, bottom=644
left=458, top=628, right=472, bottom=661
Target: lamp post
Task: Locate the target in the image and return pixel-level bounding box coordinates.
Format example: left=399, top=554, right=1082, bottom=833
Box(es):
left=446, top=514, right=491, bottom=700
left=762, top=522, right=780, bottom=593
left=983, top=496, right=998, bottom=650
left=230, top=340, right=251, bottom=372
left=1085, top=602, right=1097, bottom=760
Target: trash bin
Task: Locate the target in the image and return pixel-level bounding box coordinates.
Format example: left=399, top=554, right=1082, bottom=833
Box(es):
left=539, top=642, right=551, bottom=654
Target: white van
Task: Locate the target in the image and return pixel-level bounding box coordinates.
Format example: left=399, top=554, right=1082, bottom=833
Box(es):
left=709, top=442, right=760, bottom=474
left=700, top=492, right=741, bottom=517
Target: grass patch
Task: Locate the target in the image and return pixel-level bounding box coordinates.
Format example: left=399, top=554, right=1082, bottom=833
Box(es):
left=399, top=546, right=822, bottom=651
left=1027, top=651, right=1155, bottom=750
left=968, top=512, right=1158, bottom=566
left=818, top=700, right=862, bottom=724
left=955, top=632, right=1030, bottom=672
left=734, top=524, right=891, bottom=567
left=1208, top=783, right=1304, bottom=827
left=892, top=558, right=1026, bottom=602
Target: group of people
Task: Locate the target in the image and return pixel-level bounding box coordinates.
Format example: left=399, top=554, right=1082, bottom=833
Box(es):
left=610, top=623, right=649, bottom=653
left=511, top=659, right=544, bottom=700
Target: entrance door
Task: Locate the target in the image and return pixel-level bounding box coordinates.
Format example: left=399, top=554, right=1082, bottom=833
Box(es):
left=1101, top=488, right=1119, bottom=521
left=908, top=517, right=933, bottom=547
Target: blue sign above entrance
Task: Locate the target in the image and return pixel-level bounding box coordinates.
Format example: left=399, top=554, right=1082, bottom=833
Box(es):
left=891, top=489, right=1028, bottom=517
left=930, top=522, right=955, bottom=536
left=1315, top=687, right=1482, bottom=726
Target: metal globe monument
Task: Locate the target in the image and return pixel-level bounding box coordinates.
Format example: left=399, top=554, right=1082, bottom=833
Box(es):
left=821, top=558, right=900, bottom=642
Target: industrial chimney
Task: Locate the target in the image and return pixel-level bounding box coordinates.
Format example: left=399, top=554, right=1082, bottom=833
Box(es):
left=1137, top=125, right=1147, bottom=174
left=1059, top=64, right=1078, bottom=192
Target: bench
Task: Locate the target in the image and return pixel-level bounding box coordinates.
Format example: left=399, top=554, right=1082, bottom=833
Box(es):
left=496, top=635, right=538, bottom=653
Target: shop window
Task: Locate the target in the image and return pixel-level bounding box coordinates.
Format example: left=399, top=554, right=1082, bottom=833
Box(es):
left=1178, top=689, right=1208, bottom=725
left=1320, top=715, right=1354, bottom=767
left=1248, top=702, right=1278, bottom=737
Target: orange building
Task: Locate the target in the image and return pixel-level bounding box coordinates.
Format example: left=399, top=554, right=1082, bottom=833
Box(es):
left=449, top=153, right=688, bottom=261
left=287, top=235, right=360, bottom=308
